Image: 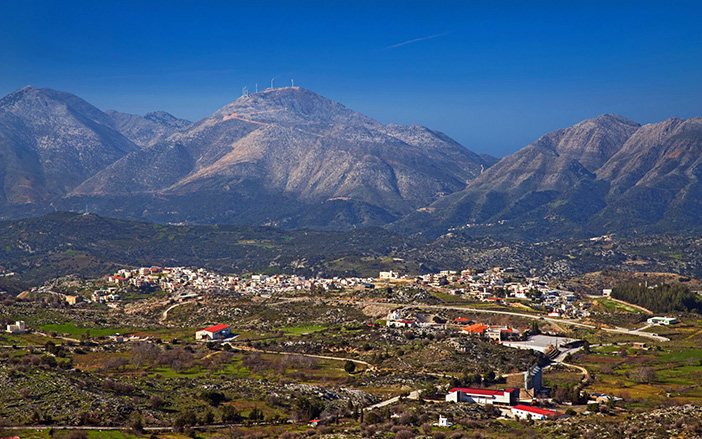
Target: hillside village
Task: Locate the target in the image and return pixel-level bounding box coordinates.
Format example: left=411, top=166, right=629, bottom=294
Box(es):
left=1, top=262, right=698, bottom=439
left=38, top=265, right=589, bottom=320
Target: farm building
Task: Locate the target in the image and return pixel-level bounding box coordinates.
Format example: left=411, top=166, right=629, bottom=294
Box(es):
left=195, top=324, right=231, bottom=341
left=647, top=316, right=677, bottom=325
left=511, top=404, right=565, bottom=420
left=445, top=387, right=518, bottom=405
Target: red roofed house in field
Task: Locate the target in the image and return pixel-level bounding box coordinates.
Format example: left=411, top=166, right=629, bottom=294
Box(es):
left=462, top=324, right=488, bottom=334
left=511, top=404, right=565, bottom=420
left=445, top=387, right=519, bottom=405
left=196, top=324, right=231, bottom=341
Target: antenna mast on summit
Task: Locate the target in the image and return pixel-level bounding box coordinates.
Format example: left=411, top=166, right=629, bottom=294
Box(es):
left=271, top=77, right=274, bottom=89
left=291, top=79, right=294, bottom=87
left=255, top=83, right=258, bottom=93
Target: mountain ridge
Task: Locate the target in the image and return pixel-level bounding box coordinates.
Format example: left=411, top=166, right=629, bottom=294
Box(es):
left=393, top=113, right=702, bottom=239
left=1, top=85, right=701, bottom=240
left=0, top=86, right=138, bottom=207
left=66, top=86, right=489, bottom=228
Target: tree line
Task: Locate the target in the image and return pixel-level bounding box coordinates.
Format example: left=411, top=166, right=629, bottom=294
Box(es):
left=611, top=283, right=702, bottom=314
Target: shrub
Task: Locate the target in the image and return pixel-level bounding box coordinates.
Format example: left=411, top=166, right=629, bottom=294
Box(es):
left=631, top=366, right=657, bottom=384
left=344, top=360, right=356, bottom=374
left=395, top=429, right=415, bottom=439
left=149, top=395, right=164, bottom=408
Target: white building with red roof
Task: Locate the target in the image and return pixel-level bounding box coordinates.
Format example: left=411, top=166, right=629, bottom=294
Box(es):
left=511, top=404, right=565, bottom=420
left=386, top=319, right=416, bottom=328
left=195, top=324, right=231, bottom=341
left=445, top=387, right=518, bottom=405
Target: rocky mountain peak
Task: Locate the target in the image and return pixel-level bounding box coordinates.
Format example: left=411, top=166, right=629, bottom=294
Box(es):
left=590, top=113, right=640, bottom=126
left=213, top=87, right=381, bottom=128
left=530, top=113, right=641, bottom=172
left=0, top=85, right=113, bottom=127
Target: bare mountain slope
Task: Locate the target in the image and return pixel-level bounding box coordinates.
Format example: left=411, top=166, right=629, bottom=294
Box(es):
left=69, top=87, right=488, bottom=228
left=104, top=109, right=191, bottom=147
left=593, top=117, right=702, bottom=230
left=392, top=114, right=642, bottom=236
left=394, top=114, right=702, bottom=239
left=0, top=86, right=138, bottom=211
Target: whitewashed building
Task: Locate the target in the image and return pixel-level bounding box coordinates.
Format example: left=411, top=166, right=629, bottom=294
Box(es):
left=445, top=387, right=518, bottom=405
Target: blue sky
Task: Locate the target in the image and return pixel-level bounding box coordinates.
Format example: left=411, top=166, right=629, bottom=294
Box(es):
left=1, top=1, right=701, bottom=157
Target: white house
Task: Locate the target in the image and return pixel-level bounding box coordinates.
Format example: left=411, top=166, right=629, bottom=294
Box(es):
left=386, top=319, right=415, bottom=328
left=6, top=320, right=26, bottom=334
left=511, top=404, right=564, bottom=420
left=195, top=324, right=231, bottom=341
left=379, top=271, right=399, bottom=280
left=445, top=387, right=518, bottom=405
left=647, top=316, right=677, bottom=325
left=437, top=415, right=451, bottom=427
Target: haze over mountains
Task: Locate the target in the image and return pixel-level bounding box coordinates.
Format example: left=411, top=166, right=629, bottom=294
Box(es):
left=0, top=85, right=701, bottom=239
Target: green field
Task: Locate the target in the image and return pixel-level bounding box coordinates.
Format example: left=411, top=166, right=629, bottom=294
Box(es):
left=41, top=323, right=129, bottom=338
left=594, top=298, right=645, bottom=313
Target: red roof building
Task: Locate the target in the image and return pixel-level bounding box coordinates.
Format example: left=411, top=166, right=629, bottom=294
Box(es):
left=511, top=404, right=565, bottom=420
left=446, top=387, right=518, bottom=405
left=462, top=323, right=488, bottom=334
left=195, top=324, right=231, bottom=341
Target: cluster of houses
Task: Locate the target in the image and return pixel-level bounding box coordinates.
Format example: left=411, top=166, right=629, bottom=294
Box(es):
left=41, top=264, right=589, bottom=317
left=460, top=322, right=520, bottom=342
left=106, top=266, right=377, bottom=298
left=379, top=268, right=588, bottom=319
left=107, top=266, right=239, bottom=293
left=383, top=310, right=522, bottom=342
left=445, top=387, right=566, bottom=420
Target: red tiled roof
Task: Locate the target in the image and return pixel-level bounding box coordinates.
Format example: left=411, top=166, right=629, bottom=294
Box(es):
left=397, top=319, right=414, bottom=324
left=512, top=404, right=560, bottom=416
left=200, top=324, right=230, bottom=333
left=453, top=317, right=471, bottom=322
left=462, top=324, right=488, bottom=333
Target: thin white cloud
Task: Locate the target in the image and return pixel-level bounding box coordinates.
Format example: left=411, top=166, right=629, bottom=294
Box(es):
left=385, top=31, right=452, bottom=50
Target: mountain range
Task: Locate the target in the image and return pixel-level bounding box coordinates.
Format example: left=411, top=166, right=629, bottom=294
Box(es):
left=395, top=113, right=702, bottom=238
left=0, top=85, right=700, bottom=239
